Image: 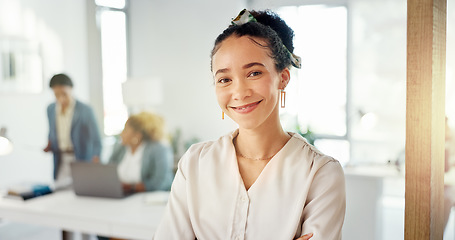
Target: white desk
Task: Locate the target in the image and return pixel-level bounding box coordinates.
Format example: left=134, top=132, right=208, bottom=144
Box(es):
left=0, top=190, right=169, bottom=240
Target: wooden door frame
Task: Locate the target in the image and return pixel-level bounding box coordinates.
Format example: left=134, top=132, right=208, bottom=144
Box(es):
left=405, top=0, right=446, bottom=238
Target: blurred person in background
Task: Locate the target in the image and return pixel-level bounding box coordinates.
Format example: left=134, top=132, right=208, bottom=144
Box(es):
left=43, top=73, right=102, bottom=240
left=108, top=111, right=174, bottom=193
left=97, top=112, right=174, bottom=240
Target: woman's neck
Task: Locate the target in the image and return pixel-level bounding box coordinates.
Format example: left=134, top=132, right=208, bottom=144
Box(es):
left=59, top=97, right=74, bottom=114
left=130, top=142, right=142, bottom=154
left=235, top=118, right=290, bottom=161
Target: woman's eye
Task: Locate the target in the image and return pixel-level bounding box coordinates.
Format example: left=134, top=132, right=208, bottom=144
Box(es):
left=248, top=71, right=262, bottom=77
left=217, top=78, right=231, bottom=84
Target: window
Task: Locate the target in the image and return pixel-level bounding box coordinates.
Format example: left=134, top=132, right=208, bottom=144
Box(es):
left=96, top=0, right=128, bottom=135
left=277, top=5, right=349, bottom=164
left=95, top=0, right=125, bottom=9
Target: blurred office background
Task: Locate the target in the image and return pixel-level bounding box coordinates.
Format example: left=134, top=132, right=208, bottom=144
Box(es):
left=0, top=0, right=455, bottom=239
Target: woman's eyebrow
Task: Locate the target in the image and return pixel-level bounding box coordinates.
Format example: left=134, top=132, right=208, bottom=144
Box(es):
left=243, top=62, right=265, bottom=69
left=215, top=62, right=264, bottom=76
left=215, top=68, right=229, bottom=76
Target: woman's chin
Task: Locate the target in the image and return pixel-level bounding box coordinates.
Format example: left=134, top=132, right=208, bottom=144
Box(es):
left=236, top=119, right=262, bottom=131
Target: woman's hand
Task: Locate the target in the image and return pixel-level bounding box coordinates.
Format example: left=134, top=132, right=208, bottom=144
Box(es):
left=295, top=233, right=313, bottom=240
left=122, top=183, right=133, bottom=193
left=43, top=140, right=52, bottom=152
left=92, top=156, right=100, bottom=163
left=134, top=183, right=146, bottom=192
left=122, top=183, right=146, bottom=193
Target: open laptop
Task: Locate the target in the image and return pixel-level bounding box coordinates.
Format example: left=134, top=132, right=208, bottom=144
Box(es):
left=70, top=162, right=131, bottom=199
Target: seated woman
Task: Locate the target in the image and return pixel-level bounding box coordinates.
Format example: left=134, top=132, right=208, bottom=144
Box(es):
left=110, top=111, right=174, bottom=193
left=98, top=112, right=175, bottom=240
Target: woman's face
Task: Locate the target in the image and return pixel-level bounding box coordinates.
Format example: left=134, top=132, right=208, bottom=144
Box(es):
left=120, top=124, right=141, bottom=146
left=52, top=85, right=73, bottom=108
left=212, top=35, right=289, bottom=130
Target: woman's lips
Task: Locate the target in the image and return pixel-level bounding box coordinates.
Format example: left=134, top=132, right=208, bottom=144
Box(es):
left=231, top=100, right=262, bottom=114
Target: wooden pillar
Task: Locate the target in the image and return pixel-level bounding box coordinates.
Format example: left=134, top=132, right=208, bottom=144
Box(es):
left=405, top=0, right=446, bottom=239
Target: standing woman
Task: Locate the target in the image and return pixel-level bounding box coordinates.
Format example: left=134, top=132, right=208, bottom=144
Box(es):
left=154, top=9, right=345, bottom=240
left=44, top=73, right=102, bottom=184
left=109, top=112, right=174, bottom=192
left=44, top=73, right=102, bottom=240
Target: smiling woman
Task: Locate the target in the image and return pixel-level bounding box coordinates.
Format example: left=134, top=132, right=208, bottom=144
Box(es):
left=153, top=9, right=346, bottom=240
left=213, top=36, right=287, bottom=131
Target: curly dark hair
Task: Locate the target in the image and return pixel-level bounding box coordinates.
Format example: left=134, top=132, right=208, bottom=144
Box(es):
left=211, top=10, right=295, bottom=71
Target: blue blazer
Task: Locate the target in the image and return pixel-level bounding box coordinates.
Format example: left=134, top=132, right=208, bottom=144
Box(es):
left=47, top=100, right=102, bottom=179
left=108, top=140, right=174, bottom=191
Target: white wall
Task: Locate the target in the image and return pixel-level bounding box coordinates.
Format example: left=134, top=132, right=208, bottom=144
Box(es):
left=0, top=0, right=247, bottom=186
left=128, top=0, right=245, bottom=143
left=3, top=0, right=451, bottom=188
left=250, top=0, right=407, bottom=164
left=0, top=0, right=91, bottom=187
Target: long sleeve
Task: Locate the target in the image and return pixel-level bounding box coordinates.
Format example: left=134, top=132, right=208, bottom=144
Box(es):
left=142, top=143, right=174, bottom=191
left=300, top=160, right=346, bottom=240
left=108, top=142, right=125, bottom=165
left=47, top=104, right=52, bottom=141
left=152, top=131, right=346, bottom=239
left=86, top=106, right=102, bottom=158
left=71, top=101, right=102, bottom=161
left=153, top=150, right=195, bottom=239
left=47, top=103, right=61, bottom=179
left=47, top=103, right=58, bottom=151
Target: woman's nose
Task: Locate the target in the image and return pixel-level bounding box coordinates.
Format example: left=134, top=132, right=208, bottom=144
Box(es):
left=232, top=80, right=252, bottom=100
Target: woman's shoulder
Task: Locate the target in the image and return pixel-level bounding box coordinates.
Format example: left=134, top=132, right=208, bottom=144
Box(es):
left=73, top=100, right=95, bottom=114
left=47, top=103, right=56, bottom=117
left=184, top=133, right=231, bottom=157
left=144, top=140, right=172, bottom=153
left=288, top=132, right=342, bottom=171
left=178, top=132, right=235, bottom=167
left=47, top=102, right=56, bottom=110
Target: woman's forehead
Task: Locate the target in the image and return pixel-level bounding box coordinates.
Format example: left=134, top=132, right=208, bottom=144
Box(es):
left=212, top=36, right=273, bottom=68
left=52, top=85, right=72, bottom=92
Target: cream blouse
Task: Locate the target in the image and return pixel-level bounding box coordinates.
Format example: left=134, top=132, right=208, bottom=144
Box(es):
left=56, top=98, right=75, bottom=151
left=153, top=130, right=345, bottom=240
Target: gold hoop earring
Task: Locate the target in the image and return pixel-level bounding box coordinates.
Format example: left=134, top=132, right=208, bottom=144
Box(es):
left=280, top=89, right=286, bottom=108
left=222, top=111, right=225, bottom=120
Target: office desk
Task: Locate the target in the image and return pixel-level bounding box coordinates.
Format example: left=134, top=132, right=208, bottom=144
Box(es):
left=0, top=190, right=169, bottom=240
